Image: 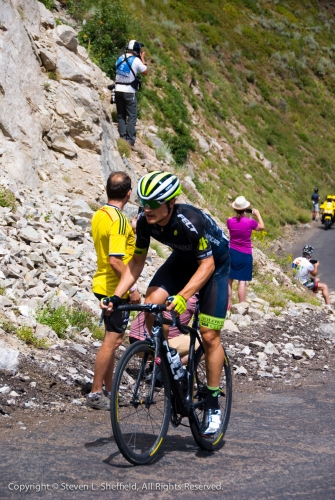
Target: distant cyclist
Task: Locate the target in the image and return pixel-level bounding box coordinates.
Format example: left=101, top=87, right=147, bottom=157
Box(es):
left=103, top=171, right=230, bottom=436
left=311, top=188, right=320, bottom=221
left=292, top=245, right=330, bottom=305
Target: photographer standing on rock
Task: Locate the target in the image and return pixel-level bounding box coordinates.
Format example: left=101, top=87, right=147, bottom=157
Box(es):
left=87, top=171, right=140, bottom=410
left=114, top=40, right=148, bottom=148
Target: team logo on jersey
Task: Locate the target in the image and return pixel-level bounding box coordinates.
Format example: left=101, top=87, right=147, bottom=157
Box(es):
left=174, top=230, right=178, bottom=236
left=198, top=237, right=209, bottom=250
left=177, top=214, right=198, bottom=233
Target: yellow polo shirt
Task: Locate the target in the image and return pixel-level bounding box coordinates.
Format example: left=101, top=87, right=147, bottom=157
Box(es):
left=91, top=205, right=135, bottom=297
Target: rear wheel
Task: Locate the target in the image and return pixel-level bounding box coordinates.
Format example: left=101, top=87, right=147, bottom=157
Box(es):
left=110, top=341, right=171, bottom=465
left=189, top=345, right=232, bottom=451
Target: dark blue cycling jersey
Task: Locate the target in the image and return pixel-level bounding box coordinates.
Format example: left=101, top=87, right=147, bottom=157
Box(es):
left=135, top=204, right=229, bottom=264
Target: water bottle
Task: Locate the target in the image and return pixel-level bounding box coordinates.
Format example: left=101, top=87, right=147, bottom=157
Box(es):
left=169, top=348, right=184, bottom=380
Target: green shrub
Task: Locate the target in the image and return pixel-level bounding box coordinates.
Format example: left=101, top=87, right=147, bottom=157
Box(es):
left=184, top=40, right=202, bottom=59
left=16, top=326, right=49, bottom=349
left=155, top=143, right=172, bottom=163
left=0, top=315, right=17, bottom=335
left=78, top=0, right=131, bottom=78
left=48, top=71, right=57, bottom=80
left=36, top=304, right=69, bottom=338
left=117, top=138, right=131, bottom=157
left=36, top=303, right=103, bottom=339
left=161, top=129, right=195, bottom=166
left=0, top=186, right=17, bottom=212
left=39, top=0, right=54, bottom=9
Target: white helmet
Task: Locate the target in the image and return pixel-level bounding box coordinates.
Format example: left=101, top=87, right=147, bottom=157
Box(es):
left=126, top=40, right=144, bottom=55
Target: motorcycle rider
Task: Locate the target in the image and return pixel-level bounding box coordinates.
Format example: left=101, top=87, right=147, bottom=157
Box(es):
left=311, top=188, right=320, bottom=221
left=292, top=245, right=330, bottom=304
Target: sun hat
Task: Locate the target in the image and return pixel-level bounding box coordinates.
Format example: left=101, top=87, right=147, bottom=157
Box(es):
left=232, top=196, right=250, bottom=210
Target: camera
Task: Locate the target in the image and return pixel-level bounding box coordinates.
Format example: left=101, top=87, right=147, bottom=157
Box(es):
left=245, top=208, right=253, bottom=213
left=107, top=83, right=116, bottom=104
left=310, top=259, right=318, bottom=264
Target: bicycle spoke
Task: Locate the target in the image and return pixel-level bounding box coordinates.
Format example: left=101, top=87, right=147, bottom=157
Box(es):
left=111, top=342, right=171, bottom=465
left=189, top=347, right=232, bottom=451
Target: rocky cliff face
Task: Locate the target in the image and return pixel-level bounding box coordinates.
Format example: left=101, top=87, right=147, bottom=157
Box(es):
left=0, top=0, right=129, bottom=200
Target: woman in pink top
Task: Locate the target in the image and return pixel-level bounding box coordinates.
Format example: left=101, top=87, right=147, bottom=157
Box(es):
left=226, top=196, right=265, bottom=307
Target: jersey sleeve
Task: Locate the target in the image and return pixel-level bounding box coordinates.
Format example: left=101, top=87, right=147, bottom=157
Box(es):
left=250, top=219, right=258, bottom=230
left=133, top=58, right=147, bottom=74
left=306, top=262, right=314, bottom=272
left=178, top=208, right=213, bottom=260
left=108, top=216, right=128, bottom=256
left=134, top=212, right=151, bottom=256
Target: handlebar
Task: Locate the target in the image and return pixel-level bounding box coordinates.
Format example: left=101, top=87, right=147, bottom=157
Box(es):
left=100, top=298, right=191, bottom=335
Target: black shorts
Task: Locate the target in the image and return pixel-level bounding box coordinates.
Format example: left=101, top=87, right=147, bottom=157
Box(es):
left=148, top=251, right=230, bottom=330
left=94, top=293, right=130, bottom=333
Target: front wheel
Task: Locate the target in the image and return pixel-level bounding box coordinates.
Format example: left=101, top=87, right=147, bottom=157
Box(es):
left=189, top=346, right=232, bottom=451
left=110, top=341, right=171, bottom=465
left=325, top=219, right=331, bottom=230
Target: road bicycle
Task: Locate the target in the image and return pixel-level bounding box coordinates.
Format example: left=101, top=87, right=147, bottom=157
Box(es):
left=105, top=299, right=232, bottom=465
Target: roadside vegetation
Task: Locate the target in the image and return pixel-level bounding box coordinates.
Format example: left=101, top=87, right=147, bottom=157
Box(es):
left=36, top=303, right=104, bottom=340
left=0, top=316, right=49, bottom=349
left=0, top=186, right=17, bottom=212
left=45, top=0, right=335, bottom=238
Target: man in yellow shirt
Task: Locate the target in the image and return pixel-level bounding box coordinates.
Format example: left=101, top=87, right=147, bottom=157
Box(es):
left=87, top=171, right=140, bottom=410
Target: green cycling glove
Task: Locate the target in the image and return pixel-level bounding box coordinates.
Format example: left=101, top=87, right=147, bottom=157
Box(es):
left=171, top=294, right=187, bottom=315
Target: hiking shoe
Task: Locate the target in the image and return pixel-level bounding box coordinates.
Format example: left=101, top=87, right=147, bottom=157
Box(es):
left=86, top=392, right=110, bottom=410
left=200, top=409, right=221, bottom=436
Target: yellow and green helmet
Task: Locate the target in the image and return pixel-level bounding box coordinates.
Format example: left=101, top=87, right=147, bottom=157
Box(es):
left=137, top=171, right=182, bottom=204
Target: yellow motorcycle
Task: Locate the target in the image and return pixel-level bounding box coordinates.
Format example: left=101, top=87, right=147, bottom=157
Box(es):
left=320, top=196, right=335, bottom=230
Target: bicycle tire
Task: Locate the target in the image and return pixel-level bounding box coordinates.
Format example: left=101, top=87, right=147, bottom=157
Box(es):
left=189, top=345, right=232, bottom=451
left=110, top=341, right=171, bottom=465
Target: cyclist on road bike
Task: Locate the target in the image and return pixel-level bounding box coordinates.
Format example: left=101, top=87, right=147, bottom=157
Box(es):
left=103, top=171, right=230, bottom=435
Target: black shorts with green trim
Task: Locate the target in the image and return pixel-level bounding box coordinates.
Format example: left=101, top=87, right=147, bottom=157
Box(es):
left=94, top=293, right=130, bottom=333
left=148, top=251, right=230, bottom=329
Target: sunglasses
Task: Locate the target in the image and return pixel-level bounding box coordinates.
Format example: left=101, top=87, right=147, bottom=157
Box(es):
left=139, top=199, right=164, bottom=209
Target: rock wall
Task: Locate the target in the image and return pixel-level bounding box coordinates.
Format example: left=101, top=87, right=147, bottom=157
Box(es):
left=0, top=0, right=126, bottom=198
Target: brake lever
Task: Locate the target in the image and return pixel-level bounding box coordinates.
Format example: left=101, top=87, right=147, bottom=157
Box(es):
left=166, top=296, right=178, bottom=327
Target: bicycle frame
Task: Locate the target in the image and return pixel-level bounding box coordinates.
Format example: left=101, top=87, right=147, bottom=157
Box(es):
left=107, top=302, right=205, bottom=421
left=150, top=308, right=204, bottom=418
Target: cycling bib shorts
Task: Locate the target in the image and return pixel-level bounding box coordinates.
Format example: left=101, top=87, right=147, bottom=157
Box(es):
left=149, top=251, right=230, bottom=330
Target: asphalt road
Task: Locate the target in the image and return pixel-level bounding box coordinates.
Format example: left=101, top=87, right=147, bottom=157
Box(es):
left=1, top=378, right=334, bottom=500
left=287, top=221, right=335, bottom=292
left=1, top=222, right=335, bottom=500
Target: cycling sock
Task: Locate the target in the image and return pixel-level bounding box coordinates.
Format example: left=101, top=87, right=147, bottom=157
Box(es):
left=205, top=386, right=220, bottom=409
